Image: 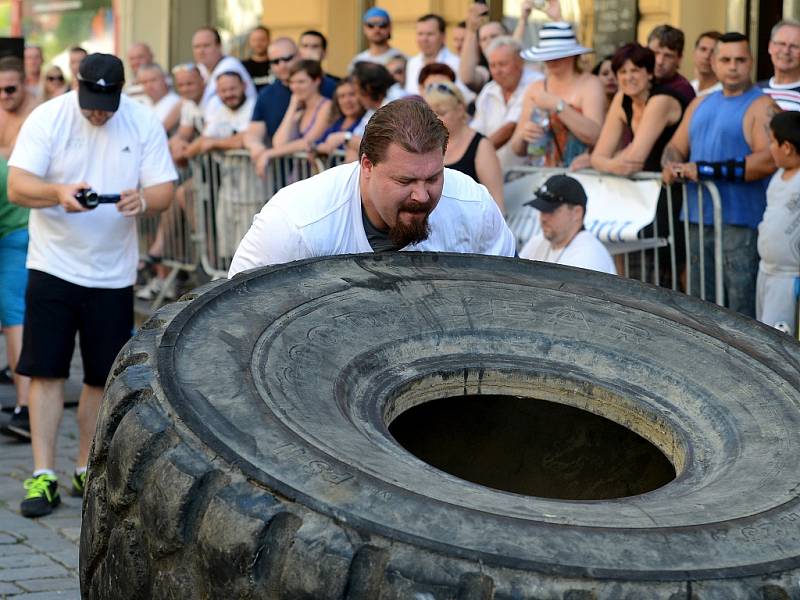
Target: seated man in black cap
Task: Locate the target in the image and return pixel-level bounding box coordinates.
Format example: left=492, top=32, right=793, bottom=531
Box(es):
left=7, top=53, right=178, bottom=517
left=519, top=174, right=616, bottom=275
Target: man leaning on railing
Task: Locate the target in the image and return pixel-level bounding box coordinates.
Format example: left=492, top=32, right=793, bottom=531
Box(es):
left=662, top=32, right=778, bottom=317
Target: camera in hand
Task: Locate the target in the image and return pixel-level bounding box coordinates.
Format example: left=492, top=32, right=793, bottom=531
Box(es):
left=74, top=188, right=121, bottom=210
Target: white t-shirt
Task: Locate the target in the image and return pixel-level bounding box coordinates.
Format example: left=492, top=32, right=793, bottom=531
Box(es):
left=151, top=91, right=181, bottom=125
left=9, top=92, right=178, bottom=288
left=690, top=79, right=722, bottom=97
left=349, top=47, right=405, bottom=71
left=203, top=96, right=255, bottom=138
left=228, top=161, right=515, bottom=275
left=520, top=230, right=617, bottom=275
left=758, top=169, right=800, bottom=274
left=200, top=56, right=257, bottom=109
left=179, top=98, right=204, bottom=134
left=405, top=46, right=461, bottom=96
left=471, top=69, right=543, bottom=170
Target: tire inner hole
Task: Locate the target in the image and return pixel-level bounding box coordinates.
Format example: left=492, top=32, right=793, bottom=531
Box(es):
left=388, top=395, right=676, bottom=500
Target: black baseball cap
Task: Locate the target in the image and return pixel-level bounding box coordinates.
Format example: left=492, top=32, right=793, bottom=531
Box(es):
left=77, top=53, right=124, bottom=112
left=525, top=174, right=587, bottom=213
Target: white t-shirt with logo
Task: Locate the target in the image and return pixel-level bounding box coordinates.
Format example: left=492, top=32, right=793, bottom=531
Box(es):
left=520, top=230, right=617, bottom=275
left=228, top=161, right=515, bottom=275
left=9, top=91, right=178, bottom=288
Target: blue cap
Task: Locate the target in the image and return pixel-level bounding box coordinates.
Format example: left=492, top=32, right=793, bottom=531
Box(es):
left=363, top=7, right=390, bottom=23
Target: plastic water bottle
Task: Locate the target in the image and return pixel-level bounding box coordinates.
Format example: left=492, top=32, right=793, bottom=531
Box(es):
left=527, top=108, right=551, bottom=166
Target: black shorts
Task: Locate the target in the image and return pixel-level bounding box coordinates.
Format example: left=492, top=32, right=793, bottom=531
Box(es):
left=16, top=270, right=133, bottom=387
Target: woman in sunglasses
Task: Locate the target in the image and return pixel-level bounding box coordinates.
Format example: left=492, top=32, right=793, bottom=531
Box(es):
left=424, top=80, right=504, bottom=213
left=42, top=66, right=68, bottom=102
left=254, top=59, right=331, bottom=175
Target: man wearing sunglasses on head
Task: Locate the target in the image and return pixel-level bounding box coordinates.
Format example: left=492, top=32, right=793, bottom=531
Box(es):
left=191, top=26, right=256, bottom=114
left=6, top=53, right=177, bottom=518
left=348, top=8, right=405, bottom=72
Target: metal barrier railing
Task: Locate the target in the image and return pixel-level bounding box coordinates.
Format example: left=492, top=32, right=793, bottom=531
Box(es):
left=160, top=150, right=349, bottom=281
left=137, top=154, right=727, bottom=311
left=136, top=166, right=199, bottom=309
left=504, top=166, right=724, bottom=306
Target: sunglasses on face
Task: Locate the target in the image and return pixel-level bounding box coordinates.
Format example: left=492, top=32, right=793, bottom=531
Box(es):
left=390, top=67, right=405, bottom=76
left=269, top=54, right=295, bottom=66
left=425, top=82, right=457, bottom=97
left=0, top=85, right=17, bottom=95
left=365, top=21, right=389, bottom=29
left=46, top=75, right=64, bottom=82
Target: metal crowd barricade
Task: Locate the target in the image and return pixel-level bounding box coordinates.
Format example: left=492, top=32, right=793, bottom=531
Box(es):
left=136, top=165, right=199, bottom=309
left=503, top=166, right=724, bottom=306
left=190, top=149, right=348, bottom=279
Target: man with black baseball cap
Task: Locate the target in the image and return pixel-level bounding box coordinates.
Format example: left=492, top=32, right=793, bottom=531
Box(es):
left=519, top=174, right=616, bottom=274
left=7, top=52, right=178, bottom=517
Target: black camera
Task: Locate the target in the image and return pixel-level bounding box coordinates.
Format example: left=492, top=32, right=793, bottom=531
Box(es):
left=74, top=188, right=121, bottom=210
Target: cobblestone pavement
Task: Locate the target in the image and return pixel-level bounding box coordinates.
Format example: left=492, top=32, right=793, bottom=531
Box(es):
left=0, top=336, right=82, bottom=599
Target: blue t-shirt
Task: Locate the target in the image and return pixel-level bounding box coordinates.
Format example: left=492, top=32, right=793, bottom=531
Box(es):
left=251, top=80, right=291, bottom=138
left=251, top=76, right=338, bottom=139
left=316, top=116, right=361, bottom=146
left=685, top=86, right=768, bottom=229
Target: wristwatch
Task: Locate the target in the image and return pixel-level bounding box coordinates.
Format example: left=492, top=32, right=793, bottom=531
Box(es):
left=555, top=99, right=566, bottom=114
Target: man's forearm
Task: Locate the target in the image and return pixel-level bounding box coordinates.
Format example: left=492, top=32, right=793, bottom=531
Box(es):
left=488, top=122, right=517, bottom=149
left=142, top=181, right=175, bottom=214
left=661, top=144, right=687, bottom=167
left=745, top=149, right=777, bottom=182
left=210, top=133, right=245, bottom=151
left=8, top=167, right=60, bottom=208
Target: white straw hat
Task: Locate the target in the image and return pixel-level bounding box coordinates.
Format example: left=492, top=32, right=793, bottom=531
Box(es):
left=520, top=22, right=593, bottom=62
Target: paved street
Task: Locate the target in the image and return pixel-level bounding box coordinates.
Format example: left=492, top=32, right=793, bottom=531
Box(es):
left=0, top=336, right=82, bottom=599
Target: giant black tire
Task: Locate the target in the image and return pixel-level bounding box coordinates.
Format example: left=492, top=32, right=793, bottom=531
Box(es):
left=81, top=253, right=800, bottom=599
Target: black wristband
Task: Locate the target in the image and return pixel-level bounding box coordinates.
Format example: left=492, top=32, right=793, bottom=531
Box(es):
left=696, top=158, right=746, bottom=182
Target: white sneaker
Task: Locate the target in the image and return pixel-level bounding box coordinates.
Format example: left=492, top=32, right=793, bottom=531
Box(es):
left=136, top=277, right=163, bottom=300
left=136, top=277, right=176, bottom=301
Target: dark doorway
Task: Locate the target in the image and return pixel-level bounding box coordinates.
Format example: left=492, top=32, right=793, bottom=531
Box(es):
left=755, top=0, right=784, bottom=82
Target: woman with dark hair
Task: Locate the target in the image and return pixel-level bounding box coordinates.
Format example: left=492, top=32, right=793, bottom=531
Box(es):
left=592, top=55, right=617, bottom=104
left=255, top=59, right=331, bottom=171
left=418, top=62, right=456, bottom=90
left=314, top=76, right=366, bottom=154
left=592, top=42, right=689, bottom=288
left=591, top=43, right=686, bottom=175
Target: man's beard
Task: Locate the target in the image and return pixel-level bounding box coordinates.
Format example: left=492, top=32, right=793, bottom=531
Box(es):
left=389, top=203, right=432, bottom=248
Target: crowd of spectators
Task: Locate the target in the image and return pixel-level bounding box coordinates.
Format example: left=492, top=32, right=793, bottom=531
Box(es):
left=3, top=3, right=800, bottom=507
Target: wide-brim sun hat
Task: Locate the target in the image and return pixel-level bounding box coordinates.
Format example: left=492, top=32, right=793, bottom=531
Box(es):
left=521, top=21, right=593, bottom=62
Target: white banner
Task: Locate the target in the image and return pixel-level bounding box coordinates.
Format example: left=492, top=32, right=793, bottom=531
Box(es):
left=504, top=170, right=662, bottom=250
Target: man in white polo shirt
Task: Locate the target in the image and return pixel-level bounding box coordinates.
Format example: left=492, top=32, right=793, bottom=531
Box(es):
left=405, top=14, right=461, bottom=95
left=7, top=53, right=177, bottom=518
left=471, top=36, right=543, bottom=170
left=229, top=98, right=514, bottom=274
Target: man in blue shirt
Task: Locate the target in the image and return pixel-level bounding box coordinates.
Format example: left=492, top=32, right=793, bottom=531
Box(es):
left=244, top=37, right=336, bottom=167
left=662, top=32, right=778, bottom=317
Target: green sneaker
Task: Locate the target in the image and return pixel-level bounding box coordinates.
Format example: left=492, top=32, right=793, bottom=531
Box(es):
left=20, top=474, right=60, bottom=518
left=71, top=470, right=87, bottom=497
